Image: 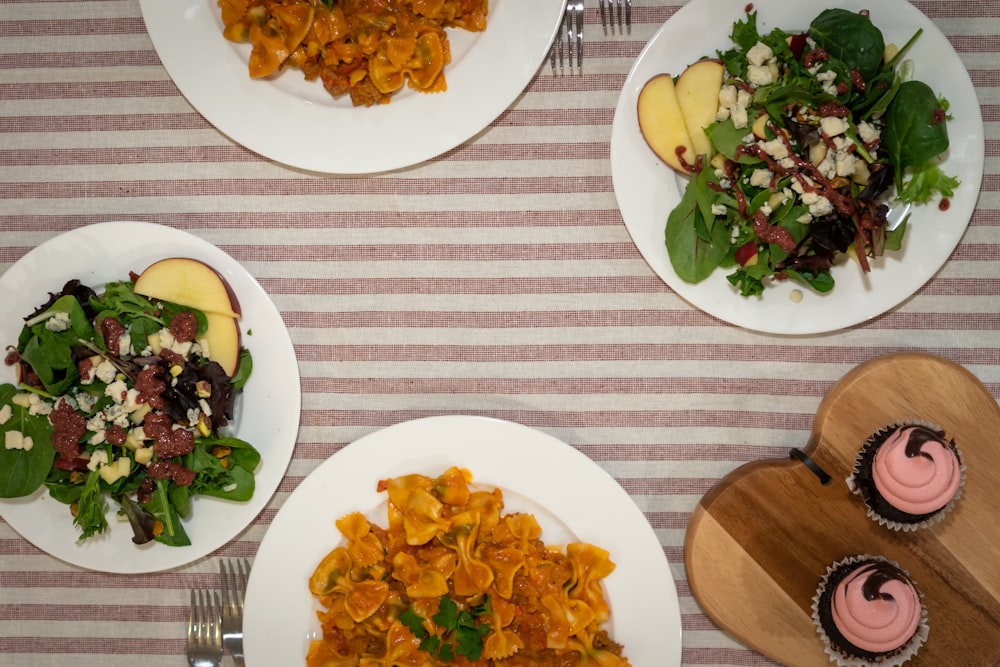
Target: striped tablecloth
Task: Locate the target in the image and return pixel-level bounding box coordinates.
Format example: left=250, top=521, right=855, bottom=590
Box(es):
left=2, top=1, right=998, bottom=665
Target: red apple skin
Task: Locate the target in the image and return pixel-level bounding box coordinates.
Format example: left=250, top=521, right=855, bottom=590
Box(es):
left=134, top=257, right=242, bottom=319
left=734, top=241, right=759, bottom=267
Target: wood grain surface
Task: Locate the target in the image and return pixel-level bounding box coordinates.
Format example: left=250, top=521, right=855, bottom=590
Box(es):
left=684, top=352, right=1000, bottom=666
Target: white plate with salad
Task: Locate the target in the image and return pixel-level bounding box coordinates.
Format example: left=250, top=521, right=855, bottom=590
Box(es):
left=610, top=0, right=984, bottom=335
left=243, top=415, right=682, bottom=666
left=0, top=221, right=300, bottom=573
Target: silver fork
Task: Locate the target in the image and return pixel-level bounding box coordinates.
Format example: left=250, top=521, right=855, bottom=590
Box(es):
left=187, top=589, right=222, bottom=667
left=599, top=0, right=631, bottom=33
left=548, top=0, right=584, bottom=74
left=220, top=558, right=251, bottom=666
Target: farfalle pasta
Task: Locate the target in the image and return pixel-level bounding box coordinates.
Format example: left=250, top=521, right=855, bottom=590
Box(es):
left=306, top=467, right=631, bottom=665
left=216, top=0, right=488, bottom=106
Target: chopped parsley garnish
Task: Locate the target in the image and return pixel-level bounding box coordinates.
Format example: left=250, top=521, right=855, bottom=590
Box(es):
left=400, top=595, right=492, bottom=661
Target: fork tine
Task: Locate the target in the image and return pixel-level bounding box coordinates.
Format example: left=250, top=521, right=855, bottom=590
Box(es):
left=549, top=0, right=585, bottom=75
left=212, top=590, right=222, bottom=652
left=201, top=589, right=209, bottom=642
left=238, top=558, right=250, bottom=595
left=565, top=6, right=573, bottom=69
left=549, top=28, right=557, bottom=71
left=551, top=3, right=563, bottom=73
left=601, top=0, right=630, bottom=33
left=208, top=590, right=218, bottom=648
left=220, top=561, right=230, bottom=615
left=234, top=558, right=249, bottom=608
left=188, top=589, right=222, bottom=667
left=221, top=559, right=245, bottom=618
left=564, top=6, right=573, bottom=69
left=188, top=589, right=197, bottom=646
left=548, top=4, right=558, bottom=72
left=574, top=2, right=583, bottom=70
left=220, top=559, right=250, bottom=665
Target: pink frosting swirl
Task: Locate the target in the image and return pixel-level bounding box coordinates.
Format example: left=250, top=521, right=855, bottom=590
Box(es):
left=872, top=426, right=961, bottom=515
left=832, top=561, right=921, bottom=653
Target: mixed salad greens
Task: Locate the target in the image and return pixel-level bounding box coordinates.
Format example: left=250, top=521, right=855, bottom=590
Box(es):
left=667, top=8, right=958, bottom=297
left=0, top=276, right=256, bottom=547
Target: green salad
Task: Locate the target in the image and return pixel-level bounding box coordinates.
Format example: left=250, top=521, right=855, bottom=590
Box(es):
left=0, top=277, right=257, bottom=547
left=667, top=8, right=958, bottom=297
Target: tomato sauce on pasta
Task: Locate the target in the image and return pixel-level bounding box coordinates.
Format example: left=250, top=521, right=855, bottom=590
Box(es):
left=216, top=0, right=488, bottom=106
left=306, top=467, right=631, bottom=665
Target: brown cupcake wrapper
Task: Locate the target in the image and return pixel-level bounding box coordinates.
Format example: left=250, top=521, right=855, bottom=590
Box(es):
left=846, top=421, right=965, bottom=532
left=811, top=554, right=929, bottom=667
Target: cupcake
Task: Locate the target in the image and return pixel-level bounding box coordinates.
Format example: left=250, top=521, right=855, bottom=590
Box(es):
left=847, top=422, right=964, bottom=531
left=812, top=555, right=928, bottom=666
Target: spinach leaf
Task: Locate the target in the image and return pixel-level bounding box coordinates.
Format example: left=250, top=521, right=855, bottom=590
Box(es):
left=784, top=268, right=836, bottom=293
left=143, top=479, right=191, bottom=547
left=885, top=216, right=908, bottom=252
left=0, top=384, right=56, bottom=498
left=185, top=437, right=260, bottom=502
left=883, top=80, right=950, bottom=174
left=883, top=80, right=953, bottom=198
left=230, top=349, right=253, bottom=391
left=708, top=119, right=750, bottom=162
left=170, top=483, right=192, bottom=520
left=45, top=468, right=85, bottom=504
left=809, top=8, right=885, bottom=83
left=665, top=169, right=732, bottom=283
left=18, top=295, right=94, bottom=395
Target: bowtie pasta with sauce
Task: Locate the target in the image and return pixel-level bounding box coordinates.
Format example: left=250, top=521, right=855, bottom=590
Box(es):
left=216, top=0, right=489, bottom=107
left=306, top=467, right=631, bottom=665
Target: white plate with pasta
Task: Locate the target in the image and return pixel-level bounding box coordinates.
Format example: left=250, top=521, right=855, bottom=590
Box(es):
left=243, top=415, right=682, bottom=666
left=139, top=0, right=565, bottom=174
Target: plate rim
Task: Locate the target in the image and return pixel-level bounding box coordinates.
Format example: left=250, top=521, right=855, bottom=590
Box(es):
left=0, top=221, right=301, bottom=573
left=610, top=0, right=985, bottom=335
left=243, top=414, right=683, bottom=666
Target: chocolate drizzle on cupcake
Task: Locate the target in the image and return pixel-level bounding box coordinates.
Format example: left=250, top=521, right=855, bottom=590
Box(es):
left=903, top=426, right=944, bottom=460
left=861, top=564, right=898, bottom=602
left=812, top=555, right=929, bottom=667
left=847, top=422, right=965, bottom=531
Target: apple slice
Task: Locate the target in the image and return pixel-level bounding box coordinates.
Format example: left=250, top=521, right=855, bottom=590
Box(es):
left=751, top=111, right=771, bottom=140
left=200, top=312, right=242, bottom=377
left=637, top=74, right=697, bottom=174
left=134, top=258, right=242, bottom=320
left=674, top=59, right=725, bottom=159
left=734, top=241, right=759, bottom=267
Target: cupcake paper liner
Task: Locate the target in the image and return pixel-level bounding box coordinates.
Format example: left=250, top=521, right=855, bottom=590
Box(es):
left=811, top=554, right=929, bottom=667
left=846, top=420, right=966, bottom=532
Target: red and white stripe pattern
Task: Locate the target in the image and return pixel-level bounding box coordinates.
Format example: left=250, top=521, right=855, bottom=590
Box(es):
left=2, top=1, right=1000, bottom=665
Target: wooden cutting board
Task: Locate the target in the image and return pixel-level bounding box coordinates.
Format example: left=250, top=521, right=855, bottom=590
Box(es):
left=685, top=352, right=1000, bottom=666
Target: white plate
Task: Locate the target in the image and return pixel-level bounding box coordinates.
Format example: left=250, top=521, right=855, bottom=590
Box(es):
left=243, top=415, right=682, bottom=666
left=139, top=0, right=564, bottom=174
left=0, top=221, right=300, bottom=573
left=610, top=0, right=984, bottom=335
